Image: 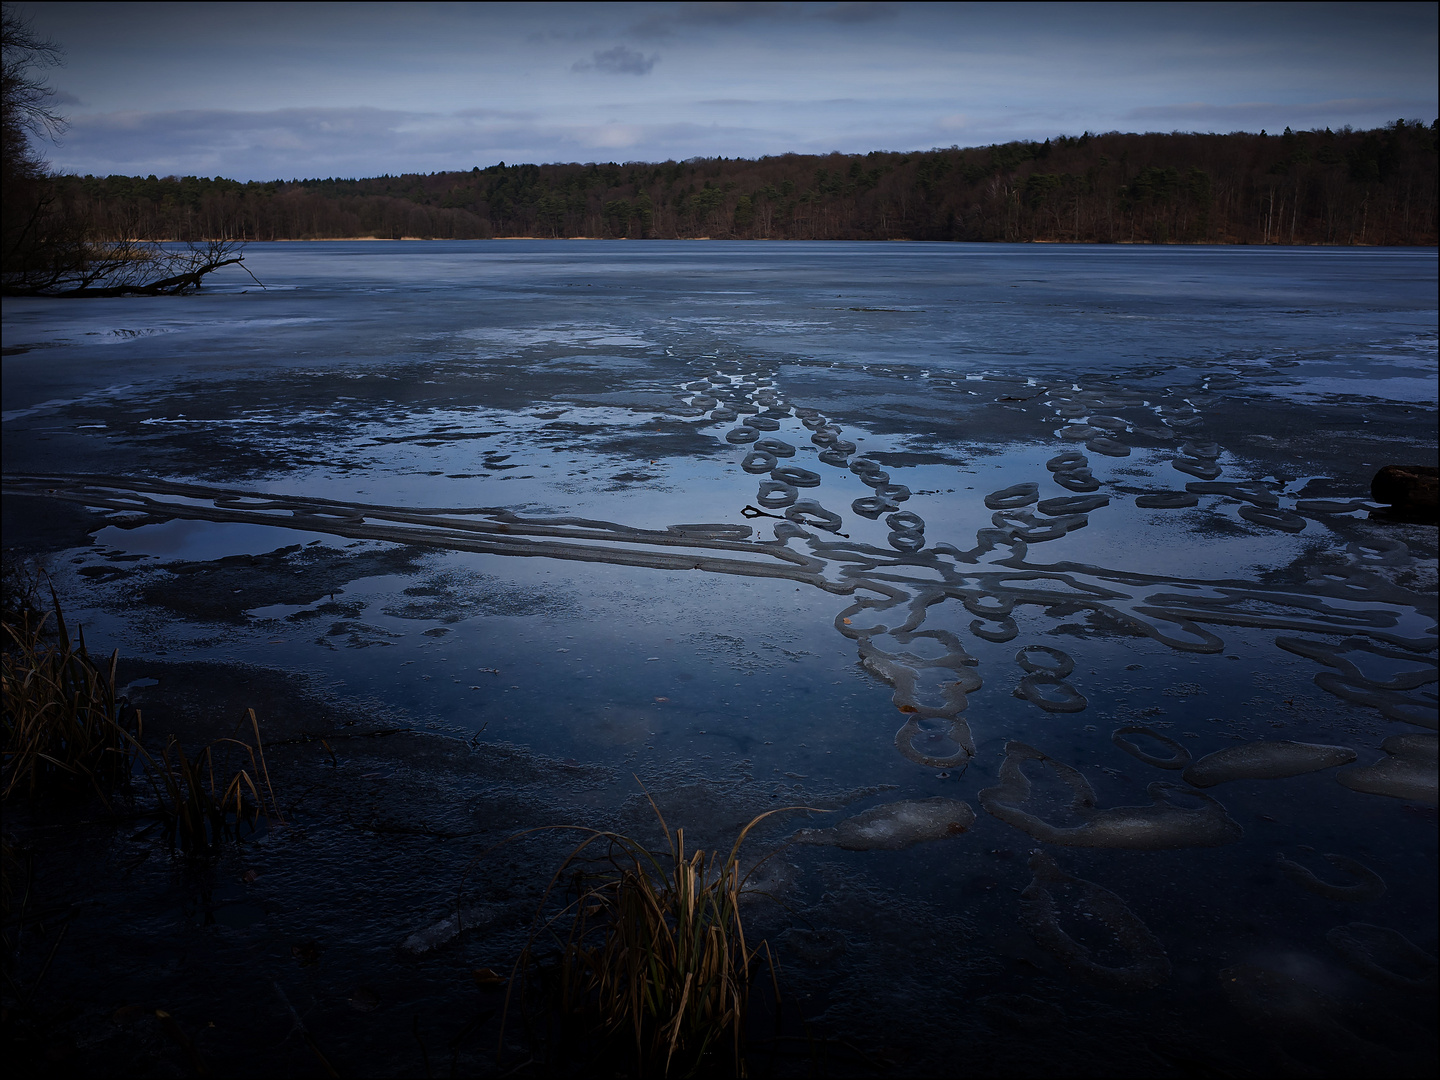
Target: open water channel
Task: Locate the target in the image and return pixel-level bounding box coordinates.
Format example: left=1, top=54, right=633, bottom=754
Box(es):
left=2, top=241, right=1437, bottom=1076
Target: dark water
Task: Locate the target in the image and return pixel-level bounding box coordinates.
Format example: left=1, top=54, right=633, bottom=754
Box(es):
left=3, top=241, right=1436, bottom=1074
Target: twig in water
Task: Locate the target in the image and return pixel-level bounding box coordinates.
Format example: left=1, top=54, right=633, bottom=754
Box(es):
left=448, top=1008, right=497, bottom=1078
left=238, top=261, right=267, bottom=290
left=273, top=981, right=340, bottom=1078
left=414, top=1013, right=433, bottom=1078
left=155, top=1009, right=211, bottom=1077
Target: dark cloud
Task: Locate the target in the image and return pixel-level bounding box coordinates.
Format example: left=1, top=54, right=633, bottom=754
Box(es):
left=630, top=1, right=790, bottom=39
left=701, top=96, right=863, bottom=106
left=51, top=89, right=86, bottom=106
left=452, top=107, right=540, bottom=121
left=524, top=25, right=605, bottom=44
left=629, top=1, right=893, bottom=38
left=816, top=2, right=897, bottom=23
left=572, top=45, right=659, bottom=75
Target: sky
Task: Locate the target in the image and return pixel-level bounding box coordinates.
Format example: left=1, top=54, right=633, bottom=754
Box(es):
left=16, top=1, right=1440, bottom=182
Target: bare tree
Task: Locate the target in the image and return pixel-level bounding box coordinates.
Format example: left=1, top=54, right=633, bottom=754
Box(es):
left=1, top=3, right=64, bottom=175
left=1, top=4, right=254, bottom=296
left=3, top=234, right=252, bottom=296
left=2, top=3, right=63, bottom=276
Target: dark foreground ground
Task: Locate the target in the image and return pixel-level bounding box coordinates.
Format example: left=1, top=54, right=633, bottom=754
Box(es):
left=4, top=649, right=1436, bottom=1079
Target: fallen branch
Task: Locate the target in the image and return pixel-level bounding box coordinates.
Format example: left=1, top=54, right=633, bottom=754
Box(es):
left=2, top=238, right=258, bottom=297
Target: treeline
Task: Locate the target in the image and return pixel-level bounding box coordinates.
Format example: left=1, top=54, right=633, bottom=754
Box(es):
left=53, top=123, right=1439, bottom=246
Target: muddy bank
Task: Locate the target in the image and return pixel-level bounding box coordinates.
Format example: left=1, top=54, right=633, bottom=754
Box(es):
left=5, top=661, right=614, bottom=1077
left=8, top=657, right=1432, bottom=1078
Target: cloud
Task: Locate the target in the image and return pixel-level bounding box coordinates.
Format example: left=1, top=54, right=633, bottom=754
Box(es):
left=45, top=106, right=783, bottom=180
left=52, top=89, right=86, bottom=106
left=579, top=123, right=644, bottom=149
left=1124, top=98, right=1423, bottom=130
left=572, top=45, right=659, bottom=75
left=51, top=107, right=494, bottom=178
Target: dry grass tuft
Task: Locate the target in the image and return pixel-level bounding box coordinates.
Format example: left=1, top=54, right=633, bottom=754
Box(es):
left=135, top=710, right=283, bottom=857
left=2, top=579, right=281, bottom=856
left=503, top=788, right=804, bottom=1077
left=1, top=583, right=137, bottom=803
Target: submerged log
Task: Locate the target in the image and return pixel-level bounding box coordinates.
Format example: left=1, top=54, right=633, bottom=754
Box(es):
left=1371, top=466, right=1438, bottom=524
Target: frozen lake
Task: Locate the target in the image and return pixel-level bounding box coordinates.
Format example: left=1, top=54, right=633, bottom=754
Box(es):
left=3, top=241, right=1437, bottom=1074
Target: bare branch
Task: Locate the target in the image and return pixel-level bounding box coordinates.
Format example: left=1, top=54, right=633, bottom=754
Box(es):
left=2, top=4, right=67, bottom=149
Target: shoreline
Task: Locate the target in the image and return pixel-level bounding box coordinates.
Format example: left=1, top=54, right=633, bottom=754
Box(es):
left=141, top=236, right=1437, bottom=247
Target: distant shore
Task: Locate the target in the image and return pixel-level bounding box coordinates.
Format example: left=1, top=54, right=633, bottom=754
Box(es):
left=157, top=236, right=1431, bottom=246
left=51, top=125, right=1439, bottom=248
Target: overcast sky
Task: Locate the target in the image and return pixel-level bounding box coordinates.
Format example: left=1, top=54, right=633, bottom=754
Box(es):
left=18, top=1, right=1439, bottom=182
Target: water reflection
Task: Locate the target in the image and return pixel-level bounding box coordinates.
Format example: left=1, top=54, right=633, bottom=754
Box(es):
left=9, top=366, right=1434, bottom=785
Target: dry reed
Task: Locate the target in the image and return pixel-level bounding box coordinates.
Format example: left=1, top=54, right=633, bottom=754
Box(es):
left=1, top=584, right=136, bottom=803
left=2, top=581, right=281, bottom=855
left=503, top=790, right=803, bottom=1077
left=134, top=710, right=283, bottom=856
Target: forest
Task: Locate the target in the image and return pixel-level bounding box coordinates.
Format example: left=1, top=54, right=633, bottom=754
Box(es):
left=47, top=123, right=1439, bottom=247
